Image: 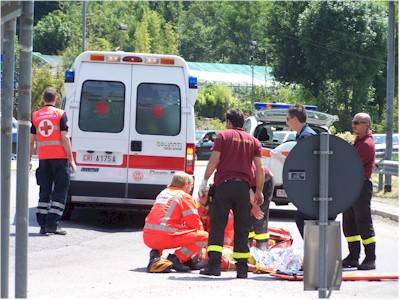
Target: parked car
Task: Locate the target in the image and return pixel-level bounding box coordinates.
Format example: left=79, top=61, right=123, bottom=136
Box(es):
left=0, top=113, right=18, bottom=159
left=195, top=130, right=218, bottom=160
left=373, top=133, right=398, bottom=158
left=272, top=130, right=296, bottom=144
left=244, top=102, right=338, bottom=205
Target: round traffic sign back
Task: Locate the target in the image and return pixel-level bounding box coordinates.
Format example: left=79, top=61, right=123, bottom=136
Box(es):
left=283, top=135, right=364, bottom=219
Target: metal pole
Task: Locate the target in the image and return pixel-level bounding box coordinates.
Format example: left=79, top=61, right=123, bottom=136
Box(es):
left=82, top=1, right=87, bottom=52
left=318, top=133, right=330, bottom=298
left=15, top=2, right=33, bottom=297
left=384, top=1, right=394, bottom=193
left=1, top=18, right=16, bottom=299
left=251, top=64, right=254, bottom=103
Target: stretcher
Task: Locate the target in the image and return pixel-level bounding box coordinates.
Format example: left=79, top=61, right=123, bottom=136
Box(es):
left=268, top=271, right=399, bottom=282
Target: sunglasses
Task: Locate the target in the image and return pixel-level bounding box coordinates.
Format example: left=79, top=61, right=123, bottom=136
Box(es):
left=352, top=120, right=366, bottom=125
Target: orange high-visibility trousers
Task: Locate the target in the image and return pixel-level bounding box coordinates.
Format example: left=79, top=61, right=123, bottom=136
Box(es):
left=143, top=229, right=208, bottom=263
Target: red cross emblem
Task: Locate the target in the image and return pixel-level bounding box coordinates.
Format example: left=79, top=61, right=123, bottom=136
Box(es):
left=38, top=119, right=54, bottom=137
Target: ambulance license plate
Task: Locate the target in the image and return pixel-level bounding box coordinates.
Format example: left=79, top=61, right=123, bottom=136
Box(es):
left=276, top=189, right=287, bottom=198
left=78, top=151, right=122, bottom=165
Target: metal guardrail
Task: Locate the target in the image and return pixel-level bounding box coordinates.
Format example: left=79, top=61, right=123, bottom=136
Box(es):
left=374, top=159, right=398, bottom=191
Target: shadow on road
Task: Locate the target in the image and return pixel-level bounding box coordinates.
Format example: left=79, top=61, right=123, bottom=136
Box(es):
left=12, top=203, right=294, bottom=234
left=11, top=206, right=148, bottom=234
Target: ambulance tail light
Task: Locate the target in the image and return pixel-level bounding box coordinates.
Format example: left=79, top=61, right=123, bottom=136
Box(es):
left=123, top=56, right=143, bottom=63
left=160, top=57, right=175, bottom=65
left=90, top=54, right=105, bottom=61
left=185, top=144, right=195, bottom=174
left=145, top=57, right=159, bottom=64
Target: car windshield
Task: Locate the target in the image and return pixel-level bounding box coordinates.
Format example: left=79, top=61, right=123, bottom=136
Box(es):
left=196, top=131, right=206, bottom=141
left=374, top=135, right=385, bottom=145
left=273, top=132, right=287, bottom=143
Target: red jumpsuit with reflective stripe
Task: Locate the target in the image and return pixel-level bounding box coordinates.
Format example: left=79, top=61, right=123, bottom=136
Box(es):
left=143, top=186, right=208, bottom=263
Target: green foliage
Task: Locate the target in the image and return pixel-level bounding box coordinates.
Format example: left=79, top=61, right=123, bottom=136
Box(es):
left=33, top=10, right=73, bottom=54
left=196, top=83, right=241, bottom=120
left=31, top=65, right=64, bottom=109
left=266, top=1, right=389, bottom=131
left=135, top=15, right=151, bottom=53
left=195, top=117, right=226, bottom=131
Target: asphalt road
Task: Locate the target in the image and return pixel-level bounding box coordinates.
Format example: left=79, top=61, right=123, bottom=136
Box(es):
left=3, top=161, right=399, bottom=299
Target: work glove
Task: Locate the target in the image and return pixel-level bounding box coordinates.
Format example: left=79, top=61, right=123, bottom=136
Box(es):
left=198, top=179, right=208, bottom=198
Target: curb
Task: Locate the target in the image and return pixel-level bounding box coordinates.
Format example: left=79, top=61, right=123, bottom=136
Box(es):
left=371, top=208, right=398, bottom=222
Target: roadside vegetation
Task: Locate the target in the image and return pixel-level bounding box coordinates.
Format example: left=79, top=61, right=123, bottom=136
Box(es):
left=28, top=1, right=397, bottom=134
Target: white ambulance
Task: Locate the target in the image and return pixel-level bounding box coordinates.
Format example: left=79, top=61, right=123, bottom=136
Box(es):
left=243, top=102, right=339, bottom=205
left=62, top=51, right=197, bottom=218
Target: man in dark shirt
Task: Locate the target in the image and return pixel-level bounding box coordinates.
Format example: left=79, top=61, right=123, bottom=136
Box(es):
left=342, top=113, right=376, bottom=270
left=198, top=109, right=264, bottom=279
left=286, top=105, right=317, bottom=237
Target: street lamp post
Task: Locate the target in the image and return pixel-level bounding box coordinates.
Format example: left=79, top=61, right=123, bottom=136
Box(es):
left=250, top=40, right=257, bottom=103
left=118, top=23, right=127, bottom=51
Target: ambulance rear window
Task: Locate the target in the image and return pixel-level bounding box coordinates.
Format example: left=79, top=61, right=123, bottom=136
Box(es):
left=136, top=83, right=181, bottom=136
left=79, top=80, right=125, bottom=133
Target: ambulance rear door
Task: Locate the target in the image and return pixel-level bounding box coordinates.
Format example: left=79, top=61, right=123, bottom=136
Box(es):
left=70, top=62, right=131, bottom=204
left=127, top=64, right=187, bottom=204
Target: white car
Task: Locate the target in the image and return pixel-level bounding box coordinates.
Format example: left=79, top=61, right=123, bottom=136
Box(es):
left=373, top=133, right=398, bottom=158
left=244, top=102, right=338, bottom=205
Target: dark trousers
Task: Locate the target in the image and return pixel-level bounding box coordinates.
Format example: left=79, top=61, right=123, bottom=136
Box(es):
left=251, top=176, right=274, bottom=239
left=343, top=180, right=375, bottom=245
left=36, top=159, right=70, bottom=227
left=209, top=180, right=251, bottom=256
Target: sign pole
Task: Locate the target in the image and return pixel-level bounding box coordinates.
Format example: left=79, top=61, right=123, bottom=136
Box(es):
left=318, top=133, right=330, bottom=298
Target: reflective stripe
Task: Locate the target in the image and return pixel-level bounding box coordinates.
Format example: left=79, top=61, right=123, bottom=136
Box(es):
left=38, top=202, right=50, bottom=208
left=51, top=202, right=65, bottom=210
left=160, top=192, right=183, bottom=226
left=144, top=223, right=176, bottom=233
left=232, top=252, right=251, bottom=259
left=37, top=140, right=63, bottom=147
left=207, top=245, right=223, bottom=253
left=36, top=208, right=48, bottom=214
left=179, top=247, right=193, bottom=257
left=345, top=235, right=361, bottom=242
left=362, top=236, right=376, bottom=245
left=49, top=208, right=63, bottom=216
left=182, top=208, right=198, bottom=217
left=248, top=231, right=255, bottom=239
left=254, top=233, right=270, bottom=240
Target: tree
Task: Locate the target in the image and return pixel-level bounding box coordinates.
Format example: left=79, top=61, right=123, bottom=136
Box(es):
left=163, top=23, right=179, bottom=54
left=134, top=16, right=151, bottom=53
left=33, top=10, right=74, bottom=54
left=147, top=11, right=163, bottom=53
left=265, top=1, right=387, bottom=130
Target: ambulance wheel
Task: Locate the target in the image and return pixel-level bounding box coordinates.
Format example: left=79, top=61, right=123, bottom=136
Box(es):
left=62, top=192, right=74, bottom=220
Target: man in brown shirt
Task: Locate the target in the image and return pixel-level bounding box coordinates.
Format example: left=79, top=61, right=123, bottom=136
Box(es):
left=342, top=113, right=376, bottom=270
left=198, top=109, right=264, bottom=278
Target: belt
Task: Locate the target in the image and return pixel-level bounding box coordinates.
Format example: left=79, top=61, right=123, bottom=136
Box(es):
left=224, top=178, right=246, bottom=183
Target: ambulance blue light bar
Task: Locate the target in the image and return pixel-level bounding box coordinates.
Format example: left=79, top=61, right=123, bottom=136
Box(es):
left=64, top=69, right=75, bottom=83
left=254, top=102, right=318, bottom=111
left=189, top=76, right=198, bottom=89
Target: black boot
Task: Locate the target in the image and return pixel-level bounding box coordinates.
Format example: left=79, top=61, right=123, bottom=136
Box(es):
left=167, top=254, right=191, bottom=273
left=236, top=259, right=248, bottom=279
left=342, top=241, right=360, bottom=268
left=358, top=243, right=376, bottom=270
left=200, top=252, right=221, bottom=276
